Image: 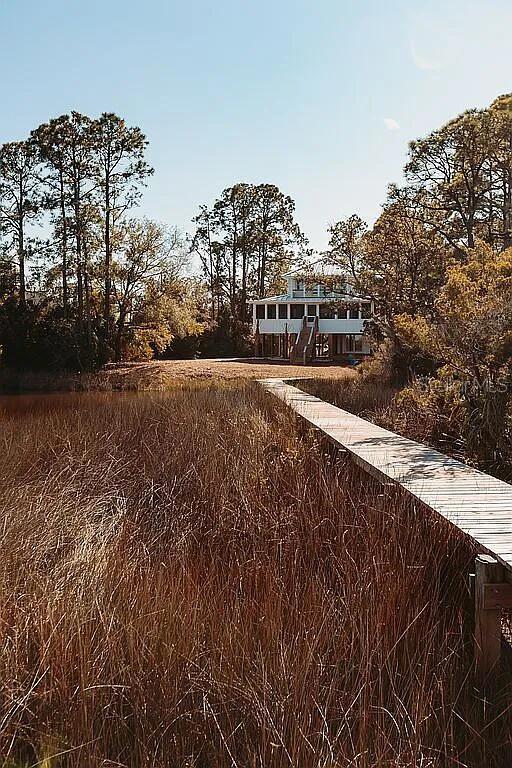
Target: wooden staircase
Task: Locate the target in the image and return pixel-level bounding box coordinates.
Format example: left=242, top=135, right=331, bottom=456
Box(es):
left=290, top=316, right=318, bottom=365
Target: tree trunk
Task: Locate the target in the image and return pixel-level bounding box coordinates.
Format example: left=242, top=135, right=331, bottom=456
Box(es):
left=83, top=232, right=92, bottom=343
left=77, top=261, right=83, bottom=328
left=104, top=152, right=111, bottom=341
left=505, top=162, right=512, bottom=249
left=114, top=310, right=126, bottom=362
left=18, top=174, right=25, bottom=305
left=207, top=221, right=215, bottom=322
left=74, top=182, right=83, bottom=328
left=259, top=233, right=267, bottom=297
left=231, top=201, right=238, bottom=316
left=18, top=223, right=25, bottom=305
left=241, top=221, right=247, bottom=322
left=59, top=167, right=69, bottom=311
left=467, top=216, right=475, bottom=249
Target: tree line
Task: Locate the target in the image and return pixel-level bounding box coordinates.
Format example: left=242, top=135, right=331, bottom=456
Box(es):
left=0, top=111, right=204, bottom=369
left=325, top=93, right=512, bottom=463
left=0, top=112, right=309, bottom=368
left=4, top=94, right=512, bottom=386
left=191, top=183, right=306, bottom=323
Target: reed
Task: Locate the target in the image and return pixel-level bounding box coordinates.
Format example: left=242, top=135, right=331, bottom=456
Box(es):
left=0, top=382, right=509, bottom=766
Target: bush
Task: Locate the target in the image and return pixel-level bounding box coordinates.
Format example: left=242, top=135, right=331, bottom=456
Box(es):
left=163, top=312, right=253, bottom=360
left=359, top=337, right=437, bottom=386
left=0, top=299, right=109, bottom=372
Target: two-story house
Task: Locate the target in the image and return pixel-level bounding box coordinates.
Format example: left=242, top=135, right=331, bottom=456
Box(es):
left=250, top=262, right=372, bottom=364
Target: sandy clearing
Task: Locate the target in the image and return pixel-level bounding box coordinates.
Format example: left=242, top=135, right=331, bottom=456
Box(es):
left=102, top=358, right=355, bottom=389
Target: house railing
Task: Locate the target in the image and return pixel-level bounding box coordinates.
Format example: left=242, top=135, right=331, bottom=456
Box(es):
left=291, top=289, right=323, bottom=298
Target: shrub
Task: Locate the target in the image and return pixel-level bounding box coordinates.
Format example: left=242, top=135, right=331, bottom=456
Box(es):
left=0, top=299, right=109, bottom=372
left=165, top=311, right=253, bottom=359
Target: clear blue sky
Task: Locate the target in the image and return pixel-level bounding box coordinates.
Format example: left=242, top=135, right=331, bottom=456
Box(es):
left=1, top=0, right=511, bottom=250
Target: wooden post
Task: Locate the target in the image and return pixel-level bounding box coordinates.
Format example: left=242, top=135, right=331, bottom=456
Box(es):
left=328, top=334, right=334, bottom=359
left=254, top=320, right=261, bottom=358
left=474, top=554, right=505, bottom=689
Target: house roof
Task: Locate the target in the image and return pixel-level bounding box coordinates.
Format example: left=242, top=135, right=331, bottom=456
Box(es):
left=248, top=259, right=369, bottom=303
left=249, top=293, right=368, bottom=304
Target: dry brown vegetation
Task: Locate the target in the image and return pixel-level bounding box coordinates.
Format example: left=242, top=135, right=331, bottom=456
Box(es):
left=0, top=382, right=511, bottom=766
left=0, top=358, right=355, bottom=394
left=300, top=376, right=399, bottom=421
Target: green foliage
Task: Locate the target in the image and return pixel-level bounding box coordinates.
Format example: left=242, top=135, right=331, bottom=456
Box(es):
left=167, top=308, right=252, bottom=359
left=0, top=111, right=209, bottom=371
left=1, top=111, right=307, bottom=370
left=0, top=299, right=108, bottom=372
left=392, top=243, right=512, bottom=461
left=321, top=94, right=512, bottom=458
left=109, top=219, right=204, bottom=362
left=395, top=242, right=512, bottom=381
left=192, top=182, right=306, bottom=323
left=0, top=140, right=41, bottom=303
left=197, top=310, right=253, bottom=358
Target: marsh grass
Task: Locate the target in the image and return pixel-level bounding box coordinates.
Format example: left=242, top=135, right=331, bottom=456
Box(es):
left=300, top=377, right=399, bottom=421
left=0, top=382, right=510, bottom=766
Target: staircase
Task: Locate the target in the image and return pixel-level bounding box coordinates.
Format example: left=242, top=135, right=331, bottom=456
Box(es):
left=290, top=316, right=318, bottom=365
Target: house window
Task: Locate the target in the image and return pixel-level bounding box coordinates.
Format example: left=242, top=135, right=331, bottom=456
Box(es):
left=353, top=335, right=363, bottom=352
left=347, top=335, right=363, bottom=352
left=267, top=304, right=276, bottom=319
left=348, top=304, right=359, bottom=319
left=307, top=304, right=317, bottom=316
left=290, top=303, right=305, bottom=319
left=319, top=303, right=335, bottom=319
left=361, top=302, right=371, bottom=319
left=278, top=304, right=288, bottom=319
left=256, top=304, right=265, bottom=319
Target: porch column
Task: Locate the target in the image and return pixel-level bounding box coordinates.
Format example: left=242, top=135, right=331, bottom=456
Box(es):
left=254, top=319, right=261, bottom=357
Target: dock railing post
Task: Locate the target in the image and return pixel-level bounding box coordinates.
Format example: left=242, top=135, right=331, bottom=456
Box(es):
left=474, top=554, right=505, bottom=690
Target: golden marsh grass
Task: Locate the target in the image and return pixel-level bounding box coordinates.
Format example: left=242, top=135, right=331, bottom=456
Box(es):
left=0, top=383, right=510, bottom=766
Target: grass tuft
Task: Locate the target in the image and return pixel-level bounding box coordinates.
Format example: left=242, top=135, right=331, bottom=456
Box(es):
left=0, top=382, right=510, bottom=766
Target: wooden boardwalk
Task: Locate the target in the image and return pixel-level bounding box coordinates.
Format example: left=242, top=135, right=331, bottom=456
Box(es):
left=260, top=378, right=512, bottom=573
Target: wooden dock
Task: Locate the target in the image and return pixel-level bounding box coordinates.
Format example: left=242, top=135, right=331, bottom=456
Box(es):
left=260, top=378, right=512, bottom=569
left=260, top=377, right=512, bottom=687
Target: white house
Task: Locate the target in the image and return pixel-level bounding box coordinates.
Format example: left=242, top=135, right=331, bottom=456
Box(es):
left=250, top=262, right=373, bottom=364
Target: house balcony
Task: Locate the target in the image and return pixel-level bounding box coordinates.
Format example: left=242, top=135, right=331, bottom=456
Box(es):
left=255, top=318, right=367, bottom=335
left=291, top=289, right=325, bottom=298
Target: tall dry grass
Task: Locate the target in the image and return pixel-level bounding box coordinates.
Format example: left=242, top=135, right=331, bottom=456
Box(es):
left=0, top=383, right=510, bottom=766
left=0, top=366, right=152, bottom=394
left=300, top=377, right=399, bottom=421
